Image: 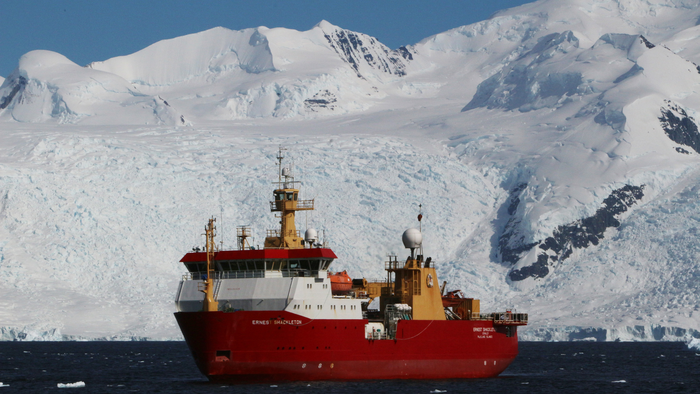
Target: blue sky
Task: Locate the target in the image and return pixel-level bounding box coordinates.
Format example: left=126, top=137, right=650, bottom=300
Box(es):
left=0, top=0, right=534, bottom=78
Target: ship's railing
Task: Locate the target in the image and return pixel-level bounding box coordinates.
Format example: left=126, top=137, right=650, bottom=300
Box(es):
left=470, top=312, right=528, bottom=325
left=269, top=199, right=314, bottom=211
left=493, top=312, right=528, bottom=325
left=185, top=271, right=265, bottom=281
left=266, top=229, right=301, bottom=238
left=182, top=269, right=321, bottom=281
left=385, top=259, right=402, bottom=271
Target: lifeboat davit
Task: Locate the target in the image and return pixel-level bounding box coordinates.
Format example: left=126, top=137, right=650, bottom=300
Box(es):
left=328, top=271, right=352, bottom=295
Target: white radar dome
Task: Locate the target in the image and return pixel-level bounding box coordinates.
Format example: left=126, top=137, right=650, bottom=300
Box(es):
left=305, top=228, right=318, bottom=243
left=402, top=228, right=422, bottom=249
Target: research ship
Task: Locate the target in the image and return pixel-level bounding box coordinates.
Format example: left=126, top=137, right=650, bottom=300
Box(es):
left=174, top=149, right=528, bottom=382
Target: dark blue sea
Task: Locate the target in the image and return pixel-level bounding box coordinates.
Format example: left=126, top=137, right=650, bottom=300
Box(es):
left=0, top=341, right=698, bottom=393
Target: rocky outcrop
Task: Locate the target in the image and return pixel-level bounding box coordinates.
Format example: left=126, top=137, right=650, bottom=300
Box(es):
left=0, top=76, right=26, bottom=110
left=321, top=26, right=410, bottom=79
left=659, top=100, right=700, bottom=154
left=506, top=185, right=645, bottom=281
left=304, top=90, right=338, bottom=112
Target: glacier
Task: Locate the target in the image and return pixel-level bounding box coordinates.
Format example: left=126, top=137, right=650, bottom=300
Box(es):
left=1, top=0, right=700, bottom=342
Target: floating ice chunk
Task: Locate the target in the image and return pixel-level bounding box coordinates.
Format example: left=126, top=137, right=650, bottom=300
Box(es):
left=430, top=390, right=447, bottom=393
left=57, top=381, right=85, bottom=388
left=687, top=338, right=700, bottom=351
left=0, top=382, right=9, bottom=387
left=612, top=380, right=627, bottom=383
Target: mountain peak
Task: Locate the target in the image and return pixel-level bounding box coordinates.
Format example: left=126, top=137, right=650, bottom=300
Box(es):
left=17, top=50, right=79, bottom=76
left=314, top=20, right=340, bottom=31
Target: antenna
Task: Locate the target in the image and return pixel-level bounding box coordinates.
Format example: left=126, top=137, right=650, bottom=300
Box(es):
left=418, top=203, right=424, bottom=257
left=277, top=146, right=287, bottom=189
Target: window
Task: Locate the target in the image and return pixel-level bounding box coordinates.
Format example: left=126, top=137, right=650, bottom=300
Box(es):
left=309, top=259, right=320, bottom=271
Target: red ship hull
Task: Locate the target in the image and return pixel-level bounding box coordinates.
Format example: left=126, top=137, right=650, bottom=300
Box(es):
left=175, top=311, right=519, bottom=382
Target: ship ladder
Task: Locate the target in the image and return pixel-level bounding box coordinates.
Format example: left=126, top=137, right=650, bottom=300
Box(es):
left=213, top=278, right=223, bottom=302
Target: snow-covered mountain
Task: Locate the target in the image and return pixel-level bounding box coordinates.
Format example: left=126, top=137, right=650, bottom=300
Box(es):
left=2, top=0, right=700, bottom=341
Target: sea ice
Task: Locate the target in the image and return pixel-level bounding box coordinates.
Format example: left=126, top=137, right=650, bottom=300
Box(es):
left=57, top=381, right=85, bottom=388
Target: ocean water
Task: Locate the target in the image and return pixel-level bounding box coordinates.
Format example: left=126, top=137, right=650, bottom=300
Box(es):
left=0, top=341, right=698, bottom=393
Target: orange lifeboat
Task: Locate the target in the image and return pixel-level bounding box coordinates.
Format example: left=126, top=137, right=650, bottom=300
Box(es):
left=442, top=289, right=465, bottom=308
left=328, top=271, right=352, bottom=295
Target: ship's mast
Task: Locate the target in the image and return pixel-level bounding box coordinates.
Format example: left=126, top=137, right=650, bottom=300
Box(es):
left=277, top=146, right=286, bottom=189
left=201, top=218, right=219, bottom=312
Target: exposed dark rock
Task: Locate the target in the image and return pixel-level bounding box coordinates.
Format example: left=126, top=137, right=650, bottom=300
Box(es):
left=304, top=90, right=338, bottom=112
left=690, top=61, right=700, bottom=75
left=659, top=100, right=700, bottom=154
left=0, top=76, right=27, bottom=110
left=508, top=254, right=549, bottom=281
left=323, top=28, right=409, bottom=79
left=395, top=46, right=413, bottom=61
left=508, top=185, right=645, bottom=281
left=640, top=35, right=655, bottom=49
left=676, top=147, right=690, bottom=154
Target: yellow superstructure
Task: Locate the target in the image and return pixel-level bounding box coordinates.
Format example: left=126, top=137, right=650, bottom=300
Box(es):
left=263, top=148, right=314, bottom=249
left=381, top=255, right=446, bottom=320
